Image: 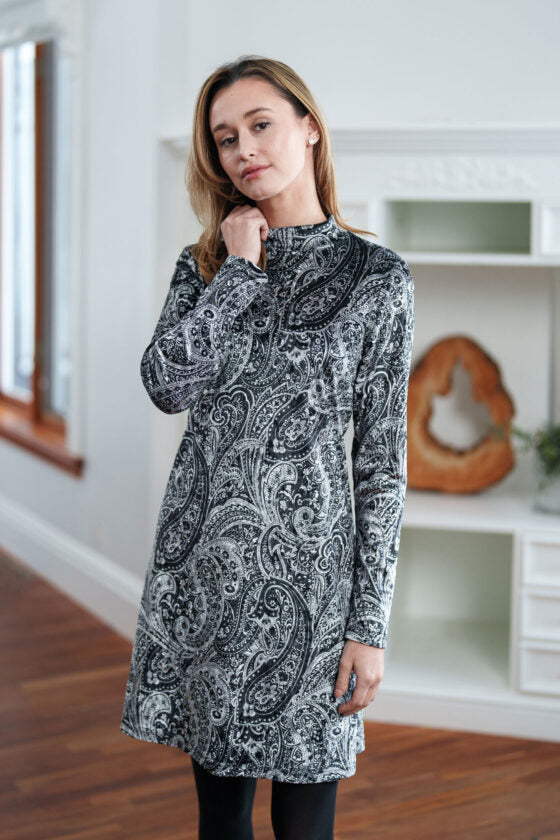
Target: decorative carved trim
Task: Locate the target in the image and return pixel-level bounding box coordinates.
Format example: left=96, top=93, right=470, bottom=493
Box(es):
left=330, top=127, right=560, bottom=155
left=163, top=126, right=560, bottom=158
left=382, top=158, right=536, bottom=192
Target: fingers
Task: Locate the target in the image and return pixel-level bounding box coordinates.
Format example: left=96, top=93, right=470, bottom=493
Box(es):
left=226, top=203, right=268, bottom=229
left=220, top=205, right=269, bottom=264
left=333, top=658, right=352, bottom=699
left=337, top=676, right=379, bottom=717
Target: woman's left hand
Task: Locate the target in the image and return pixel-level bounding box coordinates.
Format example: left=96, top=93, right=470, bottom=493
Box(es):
left=334, top=639, right=385, bottom=716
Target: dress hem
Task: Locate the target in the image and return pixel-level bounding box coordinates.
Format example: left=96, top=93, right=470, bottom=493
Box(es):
left=119, top=722, right=366, bottom=784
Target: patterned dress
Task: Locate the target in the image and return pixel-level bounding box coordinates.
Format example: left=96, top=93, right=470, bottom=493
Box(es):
left=120, top=213, right=415, bottom=783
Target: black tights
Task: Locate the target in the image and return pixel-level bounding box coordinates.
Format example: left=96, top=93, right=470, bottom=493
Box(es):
left=190, top=756, right=339, bottom=840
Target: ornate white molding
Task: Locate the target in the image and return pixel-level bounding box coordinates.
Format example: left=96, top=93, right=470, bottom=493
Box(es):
left=330, top=126, right=560, bottom=155
left=162, top=125, right=560, bottom=159
left=382, top=157, right=536, bottom=192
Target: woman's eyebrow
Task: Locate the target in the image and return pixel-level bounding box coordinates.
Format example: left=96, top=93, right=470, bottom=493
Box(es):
left=211, top=107, right=273, bottom=134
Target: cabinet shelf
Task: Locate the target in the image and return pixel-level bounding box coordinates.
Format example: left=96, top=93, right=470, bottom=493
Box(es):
left=385, top=616, right=511, bottom=700
left=372, top=197, right=560, bottom=265
left=400, top=252, right=560, bottom=267
left=387, top=199, right=532, bottom=256
left=404, top=485, right=560, bottom=536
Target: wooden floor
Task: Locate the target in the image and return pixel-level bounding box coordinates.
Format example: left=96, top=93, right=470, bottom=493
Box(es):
left=1, top=548, right=560, bottom=840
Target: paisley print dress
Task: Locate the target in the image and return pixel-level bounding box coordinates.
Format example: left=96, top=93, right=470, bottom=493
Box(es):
left=120, top=213, right=415, bottom=783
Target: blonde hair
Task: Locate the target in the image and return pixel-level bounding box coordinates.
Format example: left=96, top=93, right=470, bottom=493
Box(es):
left=186, top=54, right=377, bottom=283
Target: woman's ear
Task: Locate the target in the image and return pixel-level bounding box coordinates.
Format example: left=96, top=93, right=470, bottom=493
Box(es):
left=305, top=113, right=321, bottom=139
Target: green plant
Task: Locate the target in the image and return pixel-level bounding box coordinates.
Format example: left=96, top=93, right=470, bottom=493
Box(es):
left=510, top=421, right=560, bottom=481
left=488, top=420, right=560, bottom=512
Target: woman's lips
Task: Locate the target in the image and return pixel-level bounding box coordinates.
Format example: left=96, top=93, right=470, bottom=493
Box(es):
left=243, top=165, right=269, bottom=180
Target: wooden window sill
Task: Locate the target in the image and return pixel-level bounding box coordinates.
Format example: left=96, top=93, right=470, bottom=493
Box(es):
left=0, top=401, right=84, bottom=476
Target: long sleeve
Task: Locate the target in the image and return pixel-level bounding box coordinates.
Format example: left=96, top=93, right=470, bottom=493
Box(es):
left=140, top=247, right=269, bottom=414
left=344, top=257, right=415, bottom=648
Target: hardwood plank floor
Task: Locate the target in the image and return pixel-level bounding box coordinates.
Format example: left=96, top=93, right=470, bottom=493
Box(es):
left=1, top=547, right=559, bottom=839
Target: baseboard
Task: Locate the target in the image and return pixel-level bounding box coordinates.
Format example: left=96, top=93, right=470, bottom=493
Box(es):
left=0, top=492, right=142, bottom=641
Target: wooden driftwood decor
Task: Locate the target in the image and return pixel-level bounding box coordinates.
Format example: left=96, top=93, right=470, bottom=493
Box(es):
left=407, top=335, right=515, bottom=493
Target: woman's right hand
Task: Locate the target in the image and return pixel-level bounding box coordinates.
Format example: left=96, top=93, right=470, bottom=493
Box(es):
left=221, top=205, right=270, bottom=267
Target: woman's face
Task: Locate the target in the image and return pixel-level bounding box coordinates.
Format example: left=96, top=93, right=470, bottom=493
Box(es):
left=209, top=77, right=318, bottom=203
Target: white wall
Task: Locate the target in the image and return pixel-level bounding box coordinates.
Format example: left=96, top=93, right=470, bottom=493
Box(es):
left=159, top=0, right=560, bottom=136
left=0, top=0, right=558, bottom=638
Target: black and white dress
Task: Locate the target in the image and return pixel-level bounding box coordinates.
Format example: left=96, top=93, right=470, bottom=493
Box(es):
left=120, top=214, right=415, bottom=783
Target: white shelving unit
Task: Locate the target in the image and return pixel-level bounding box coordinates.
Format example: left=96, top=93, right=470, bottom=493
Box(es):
left=330, top=128, right=560, bottom=743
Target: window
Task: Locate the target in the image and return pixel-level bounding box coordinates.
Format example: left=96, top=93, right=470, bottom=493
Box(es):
left=0, top=39, right=83, bottom=475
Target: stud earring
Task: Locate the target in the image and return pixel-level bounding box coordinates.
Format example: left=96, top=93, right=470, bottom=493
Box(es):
left=308, top=137, right=318, bottom=145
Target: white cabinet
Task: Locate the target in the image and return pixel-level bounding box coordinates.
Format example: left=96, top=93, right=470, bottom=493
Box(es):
left=373, top=502, right=560, bottom=742
left=329, top=132, right=560, bottom=742
left=520, top=535, right=560, bottom=588
left=519, top=592, right=560, bottom=643
left=516, top=532, right=560, bottom=698
left=518, top=643, right=560, bottom=697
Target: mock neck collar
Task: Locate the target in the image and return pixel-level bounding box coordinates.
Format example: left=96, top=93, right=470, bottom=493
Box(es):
left=264, top=213, right=341, bottom=266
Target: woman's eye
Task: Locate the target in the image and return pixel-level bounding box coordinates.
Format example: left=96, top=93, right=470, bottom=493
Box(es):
left=220, top=122, right=270, bottom=147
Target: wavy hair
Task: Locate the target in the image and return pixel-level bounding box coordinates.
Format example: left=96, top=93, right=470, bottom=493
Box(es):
left=185, top=55, right=377, bottom=283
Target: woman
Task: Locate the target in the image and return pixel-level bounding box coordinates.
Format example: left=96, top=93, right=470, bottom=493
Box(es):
left=120, top=55, right=415, bottom=840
